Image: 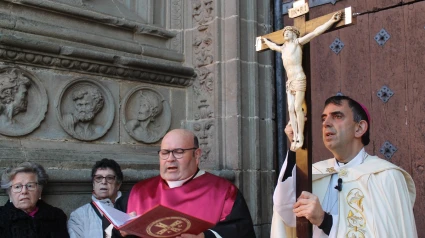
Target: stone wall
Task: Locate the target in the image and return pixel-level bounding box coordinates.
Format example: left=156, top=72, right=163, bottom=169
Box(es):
left=0, top=0, right=275, bottom=237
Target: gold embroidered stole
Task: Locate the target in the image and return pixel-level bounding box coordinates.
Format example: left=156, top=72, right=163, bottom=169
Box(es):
left=313, top=155, right=415, bottom=238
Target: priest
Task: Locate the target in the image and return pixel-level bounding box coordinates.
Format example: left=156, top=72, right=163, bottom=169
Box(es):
left=271, top=95, right=417, bottom=238
left=113, top=129, right=256, bottom=238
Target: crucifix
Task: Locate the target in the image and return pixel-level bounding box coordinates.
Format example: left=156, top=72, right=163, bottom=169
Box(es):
left=256, top=1, right=355, bottom=237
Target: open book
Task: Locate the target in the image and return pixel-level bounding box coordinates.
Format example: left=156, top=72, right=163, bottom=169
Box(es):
left=93, top=201, right=215, bottom=238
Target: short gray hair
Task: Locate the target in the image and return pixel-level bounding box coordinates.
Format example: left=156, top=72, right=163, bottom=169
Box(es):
left=1, top=162, right=49, bottom=191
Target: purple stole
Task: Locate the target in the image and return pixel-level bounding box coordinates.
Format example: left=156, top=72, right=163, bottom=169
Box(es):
left=127, top=172, right=237, bottom=224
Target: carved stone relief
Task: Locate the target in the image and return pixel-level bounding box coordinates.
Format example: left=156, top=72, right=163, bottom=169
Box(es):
left=193, top=29, right=214, bottom=68
left=193, top=99, right=214, bottom=161
left=194, top=99, right=213, bottom=120
left=193, top=67, right=214, bottom=97
left=122, top=87, right=171, bottom=144
left=193, top=119, right=214, bottom=162
left=56, top=78, right=115, bottom=141
left=0, top=67, right=48, bottom=136
left=192, top=0, right=214, bottom=68
left=191, top=0, right=215, bottom=161
left=192, top=0, right=214, bottom=26
left=0, top=48, right=194, bottom=87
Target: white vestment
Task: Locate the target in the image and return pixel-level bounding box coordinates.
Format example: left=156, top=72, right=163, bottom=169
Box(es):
left=270, top=149, right=417, bottom=238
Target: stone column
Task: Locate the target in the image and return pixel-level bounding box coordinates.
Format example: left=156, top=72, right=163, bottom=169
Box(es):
left=181, top=0, right=275, bottom=236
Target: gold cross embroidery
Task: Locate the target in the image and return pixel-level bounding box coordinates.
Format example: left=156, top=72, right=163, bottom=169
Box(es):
left=326, top=167, right=337, bottom=173
left=339, top=169, right=348, bottom=177
left=155, top=220, right=183, bottom=235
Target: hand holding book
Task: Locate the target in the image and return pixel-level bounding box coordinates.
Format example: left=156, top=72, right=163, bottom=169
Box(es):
left=94, top=201, right=214, bottom=238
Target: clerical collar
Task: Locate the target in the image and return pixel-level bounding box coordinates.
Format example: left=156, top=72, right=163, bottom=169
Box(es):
left=334, top=148, right=367, bottom=170
left=166, top=169, right=205, bottom=188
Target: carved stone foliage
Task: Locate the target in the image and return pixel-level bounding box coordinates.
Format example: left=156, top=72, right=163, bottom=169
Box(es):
left=192, top=0, right=214, bottom=68
left=122, top=87, right=171, bottom=144
left=56, top=78, right=115, bottom=141
left=191, top=0, right=215, bottom=94
left=193, top=67, right=214, bottom=97
left=193, top=30, right=213, bottom=68
left=0, top=67, right=48, bottom=136
left=192, top=0, right=214, bottom=26
left=191, top=0, right=215, bottom=161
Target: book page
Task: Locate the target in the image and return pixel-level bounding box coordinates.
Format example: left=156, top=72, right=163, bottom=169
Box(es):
left=93, top=200, right=138, bottom=227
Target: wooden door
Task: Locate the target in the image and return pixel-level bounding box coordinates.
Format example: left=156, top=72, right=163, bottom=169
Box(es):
left=284, top=0, right=424, bottom=236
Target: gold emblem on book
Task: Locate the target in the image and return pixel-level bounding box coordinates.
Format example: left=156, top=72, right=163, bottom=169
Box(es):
left=147, top=216, right=191, bottom=237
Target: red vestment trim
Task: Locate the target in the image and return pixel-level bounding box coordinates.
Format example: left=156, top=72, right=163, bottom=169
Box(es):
left=127, top=172, right=237, bottom=224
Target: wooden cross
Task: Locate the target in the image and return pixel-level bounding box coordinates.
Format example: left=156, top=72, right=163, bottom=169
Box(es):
left=257, top=2, right=355, bottom=237
left=256, top=5, right=354, bottom=52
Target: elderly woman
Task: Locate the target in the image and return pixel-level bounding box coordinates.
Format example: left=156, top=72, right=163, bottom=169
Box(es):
left=0, top=161, right=69, bottom=237
left=68, top=158, right=123, bottom=237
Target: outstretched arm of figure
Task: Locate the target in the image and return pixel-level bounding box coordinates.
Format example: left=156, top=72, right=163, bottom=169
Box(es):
left=261, top=37, right=282, bottom=52
left=298, top=11, right=342, bottom=45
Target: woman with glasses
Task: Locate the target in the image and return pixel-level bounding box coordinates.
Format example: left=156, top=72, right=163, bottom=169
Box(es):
left=0, top=161, right=69, bottom=237
left=68, top=158, right=123, bottom=238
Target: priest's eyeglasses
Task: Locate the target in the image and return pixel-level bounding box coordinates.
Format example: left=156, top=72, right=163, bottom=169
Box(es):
left=10, top=182, right=38, bottom=193
left=158, top=148, right=198, bottom=160
left=93, top=175, right=116, bottom=184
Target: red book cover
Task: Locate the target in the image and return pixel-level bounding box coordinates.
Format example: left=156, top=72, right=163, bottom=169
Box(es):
left=93, top=201, right=215, bottom=238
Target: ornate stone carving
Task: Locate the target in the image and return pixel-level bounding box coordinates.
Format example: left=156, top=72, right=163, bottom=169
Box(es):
left=192, top=0, right=214, bottom=68
left=122, top=87, right=171, bottom=144
left=193, top=119, right=214, bottom=162
left=193, top=99, right=214, bottom=161
left=56, top=78, right=115, bottom=141
left=193, top=30, right=213, bottom=68
left=192, top=0, right=214, bottom=26
left=0, top=67, right=48, bottom=136
left=0, top=48, right=194, bottom=87
left=193, top=67, right=214, bottom=97
left=191, top=0, right=215, bottom=161
left=194, top=99, right=213, bottom=120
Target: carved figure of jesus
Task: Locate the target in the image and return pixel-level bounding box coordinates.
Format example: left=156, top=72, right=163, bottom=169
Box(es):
left=261, top=11, right=342, bottom=151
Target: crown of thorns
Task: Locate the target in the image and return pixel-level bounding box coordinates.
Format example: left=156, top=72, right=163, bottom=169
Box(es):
left=282, top=26, right=300, bottom=38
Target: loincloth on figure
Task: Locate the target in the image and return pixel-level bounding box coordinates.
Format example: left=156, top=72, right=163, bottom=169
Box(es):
left=286, top=75, right=306, bottom=94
